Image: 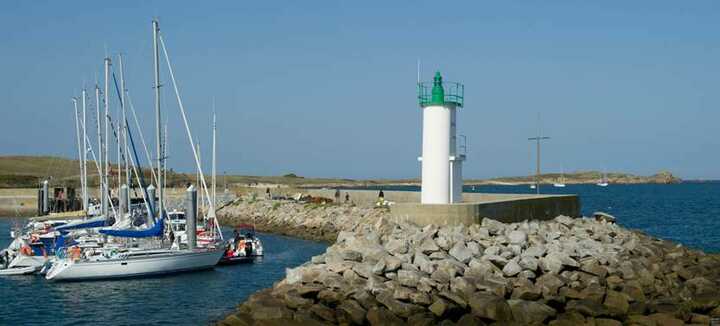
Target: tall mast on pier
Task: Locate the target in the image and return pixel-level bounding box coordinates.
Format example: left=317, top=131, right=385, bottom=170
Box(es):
left=152, top=19, right=163, bottom=220
left=119, top=54, right=130, bottom=206
left=81, top=88, right=88, bottom=213
left=96, top=84, right=103, bottom=212
left=211, top=105, right=216, bottom=216
left=103, top=57, right=111, bottom=217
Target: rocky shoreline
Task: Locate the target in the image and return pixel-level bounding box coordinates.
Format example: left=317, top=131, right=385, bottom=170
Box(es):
left=217, top=198, right=720, bottom=325
left=217, top=198, right=389, bottom=243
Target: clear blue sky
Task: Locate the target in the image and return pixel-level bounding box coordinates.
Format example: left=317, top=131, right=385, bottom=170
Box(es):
left=1, top=1, right=718, bottom=180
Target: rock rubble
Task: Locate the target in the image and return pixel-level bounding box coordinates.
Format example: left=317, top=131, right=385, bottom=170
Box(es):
left=219, top=199, right=720, bottom=325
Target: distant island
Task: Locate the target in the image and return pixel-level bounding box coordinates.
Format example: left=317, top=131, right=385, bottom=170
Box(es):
left=0, top=155, right=685, bottom=189
left=467, top=170, right=682, bottom=186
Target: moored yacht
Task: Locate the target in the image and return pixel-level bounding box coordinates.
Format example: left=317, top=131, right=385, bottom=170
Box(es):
left=45, top=245, right=223, bottom=281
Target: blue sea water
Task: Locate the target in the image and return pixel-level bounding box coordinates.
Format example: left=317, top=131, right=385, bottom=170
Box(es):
left=0, top=222, right=327, bottom=325
left=363, top=183, right=720, bottom=253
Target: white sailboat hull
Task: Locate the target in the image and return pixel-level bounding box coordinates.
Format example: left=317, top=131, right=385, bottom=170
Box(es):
left=45, top=248, right=223, bottom=281
left=553, top=184, right=566, bottom=188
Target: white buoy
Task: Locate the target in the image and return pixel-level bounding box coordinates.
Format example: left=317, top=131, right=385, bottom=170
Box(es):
left=418, top=72, right=465, bottom=204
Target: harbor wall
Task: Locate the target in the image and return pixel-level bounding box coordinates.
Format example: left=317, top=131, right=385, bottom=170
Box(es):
left=301, top=189, right=580, bottom=227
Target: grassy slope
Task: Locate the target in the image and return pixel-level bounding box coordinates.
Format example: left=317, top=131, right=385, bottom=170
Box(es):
left=0, top=155, right=681, bottom=188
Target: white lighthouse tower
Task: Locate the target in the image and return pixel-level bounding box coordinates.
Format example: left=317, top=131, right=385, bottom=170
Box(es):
left=418, top=71, right=465, bottom=204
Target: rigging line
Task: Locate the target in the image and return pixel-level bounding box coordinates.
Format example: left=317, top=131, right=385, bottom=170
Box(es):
left=110, top=72, right=138, bottom=199
left=78, top=115, right=117, bottom=218
left=111, top=71, right=156, bottom=221
left=125, top=102, right=156, bottom=221
left=111, top=73, right=131, bottom=166
left=159, top=34, right=223, bottom=240
left=126, top=92, right=159, bottom=186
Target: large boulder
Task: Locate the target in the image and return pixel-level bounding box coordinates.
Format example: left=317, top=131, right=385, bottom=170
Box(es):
left=375, top=290, right=425, bottom=318
left=508, top=230, right=528, bottom=246
left=419, top=237, right=440, bottom=254
left=366, top=307, right=404, bottom=326
left=604, top=290, right=630, bottom=317
left=414, top=252, right=436, bottom=274
left=337, top=300, right=367, bottom=325
left=502, top=260, right=522, bottom=277
left=508, top=299, right=557, bottom=324
left=565, top=299, right=608, bottom=317
left=449, top=242, right=473, bottom=264
left=481, top=218, right=506, bottom=235
left=467, top=292, right=513, bottom=321
left=397, top=269, right=422, bottom=288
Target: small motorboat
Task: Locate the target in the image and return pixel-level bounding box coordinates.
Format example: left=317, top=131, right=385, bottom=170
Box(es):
left=219, top=224, right=264, bottom=265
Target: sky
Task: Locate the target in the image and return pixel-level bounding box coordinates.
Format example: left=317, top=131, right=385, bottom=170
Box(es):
left=1, top=1, right=718, bottom=180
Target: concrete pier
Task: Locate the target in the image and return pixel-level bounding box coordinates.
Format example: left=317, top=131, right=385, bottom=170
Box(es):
left=306, top=189, right=580, bottom=226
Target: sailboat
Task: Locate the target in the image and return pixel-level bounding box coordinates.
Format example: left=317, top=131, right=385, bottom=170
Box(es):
left=553, top=168, right=566, bottom=188
left=46, top=19, right=223, bottom=281
left=597, top=172, right=609, bottom=187
left=1, top=92, right=116, bottom=275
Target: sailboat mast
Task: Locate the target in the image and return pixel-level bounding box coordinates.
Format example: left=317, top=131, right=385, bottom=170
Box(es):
left=119, top=54, right=130, bottom=190
left=196, top=141, right=203, bottom=213
left=164, top=123, right=168, bottom=190
left=152, top=19, right=163, bottom=220
left=96, top=85, right=103, bottom=212
left=81, top=89, right=88, bottom=213
left=103, top=57, right=111, bottom=216
left=212, top=107, right=216, bottom=213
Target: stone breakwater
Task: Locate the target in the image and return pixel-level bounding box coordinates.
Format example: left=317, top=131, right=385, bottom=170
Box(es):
left=216, top=198, right=390, bottom=242
left=218, top=201, right=720, bottom=326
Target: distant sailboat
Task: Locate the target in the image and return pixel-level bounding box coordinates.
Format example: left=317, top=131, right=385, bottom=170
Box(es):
left=553, top=168, right=566, bottom=188
left=597, top=172, right=609, bottom=187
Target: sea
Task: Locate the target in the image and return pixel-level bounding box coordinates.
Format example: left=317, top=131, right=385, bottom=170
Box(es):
left=0, top=183, right=718, bottom=325
left=0, top=224, right=327, bottom=325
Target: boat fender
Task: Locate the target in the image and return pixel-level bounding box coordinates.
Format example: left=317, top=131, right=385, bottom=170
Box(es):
left=20, top=246, right=33, bottom=256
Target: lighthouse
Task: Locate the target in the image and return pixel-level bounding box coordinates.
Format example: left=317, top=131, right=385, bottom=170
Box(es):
left=418, top=71, right=465, bottom=204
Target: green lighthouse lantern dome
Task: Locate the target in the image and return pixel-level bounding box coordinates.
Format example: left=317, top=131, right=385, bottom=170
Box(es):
left=430, top=71, right=445, bottom=106
left=417, top=70, right=464, bottom=108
